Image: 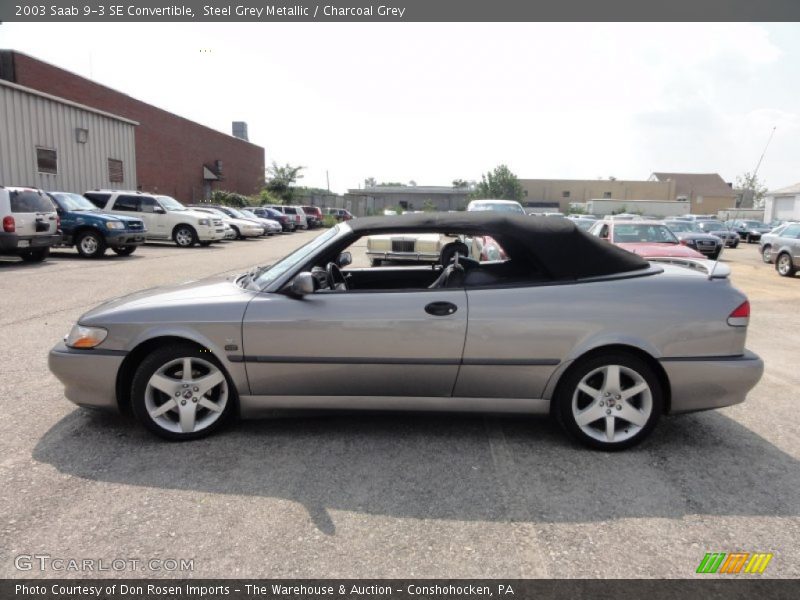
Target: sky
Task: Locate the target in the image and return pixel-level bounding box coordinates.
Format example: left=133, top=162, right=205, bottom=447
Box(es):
left=1, top=22, right=799, bottom=193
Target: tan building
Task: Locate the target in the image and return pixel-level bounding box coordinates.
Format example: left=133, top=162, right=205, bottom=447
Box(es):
left=650, top=172, right=735, bottom=215
left=519, top=178, right=676, bottom=213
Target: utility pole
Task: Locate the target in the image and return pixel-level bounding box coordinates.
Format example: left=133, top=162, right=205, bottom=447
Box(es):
left=326, top=170, right=330, bottom=193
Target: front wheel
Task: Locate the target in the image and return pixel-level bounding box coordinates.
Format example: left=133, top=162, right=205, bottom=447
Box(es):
left=776, top=253, right=797, bottom=277
left=112, top=245, right=136, bottom=256
left=76, top=231, right=107, bottom=258
left=173, top=225, right=197, bottom=247
left=761, top=245, right=772, bottom=263
left=131, top=344, right=236, bottom=440
left=554, top=353, right=663, bottom=451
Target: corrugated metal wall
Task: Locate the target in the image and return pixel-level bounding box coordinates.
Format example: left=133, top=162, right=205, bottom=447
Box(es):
left=0, top=81, right=137, bottom=193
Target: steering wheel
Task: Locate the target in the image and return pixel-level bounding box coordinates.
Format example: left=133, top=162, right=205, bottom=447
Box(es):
left=326, top=262, right=348, bottom=291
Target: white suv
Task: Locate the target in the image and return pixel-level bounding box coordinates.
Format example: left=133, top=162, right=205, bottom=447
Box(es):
left=84, top=190, right=225, bottom=247
left=0, top=186, right=61, bottom=262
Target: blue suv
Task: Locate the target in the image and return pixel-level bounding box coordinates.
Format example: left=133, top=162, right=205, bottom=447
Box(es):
left=48, top=192, right=146, bottom=258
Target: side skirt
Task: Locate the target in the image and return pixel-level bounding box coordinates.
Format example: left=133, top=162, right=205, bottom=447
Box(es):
left=239, top=395, right=550, bottom=418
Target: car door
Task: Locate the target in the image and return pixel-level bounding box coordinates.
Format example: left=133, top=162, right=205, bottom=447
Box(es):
left=138, top=196, right=168, bottom=238
left=242, top=288, right=468, bottom=397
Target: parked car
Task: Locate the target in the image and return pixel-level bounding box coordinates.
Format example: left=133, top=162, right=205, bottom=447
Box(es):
left=662, top=220, right=722, bottom=259
left=49, top=212, right=763, bottom=450
left=84, top=190, right=225, bottom=247
left=366, top=233, right=446, bottom=266
left=725, top=219, right=772, bottom=243
left=300, top=206, right=323, bottom=228
left=694, top=220, right=740, bottom=248
left=48, top=192, right=146, bottom=258
left=588, top=220, right=705, bottom=259
left=238, top=209, right=282, bottom=235
left=675, top=214, right=717, bottom=222
left=0, top=186, right=60, bottom=262
left=567, top=216, right=598, bottom=231
left=245, top=206, right=295, bottom=232
left=323, top=207, right=354, bottom=221
left=466, top=199, right=526, bottom=214
left=759, top=222, right=800, bottom=276
left=188, top=206, right=263, bottom=239
left=267, top=205, right=308, bottom=229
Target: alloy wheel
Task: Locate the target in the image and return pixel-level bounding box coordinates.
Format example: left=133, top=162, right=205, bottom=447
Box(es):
left=80, top=235, right=99, bottom=255
left=571, top=364, right=653, bottom=444
left=175, top=228, right=194, bottom=247
left=144, top=356, right=228, bottom=434
left=762, top=246, right=772, bottom=263
left=777, top=254, right=794, bottom=276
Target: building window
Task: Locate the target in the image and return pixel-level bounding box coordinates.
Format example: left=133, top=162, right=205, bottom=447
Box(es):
left=603, top=191, right=612, bottom=198
left=108, top=159, right=124, bottom=183
left=36, top=147, right=57, bottom=175
left=562, top=191, right=571, bottom=198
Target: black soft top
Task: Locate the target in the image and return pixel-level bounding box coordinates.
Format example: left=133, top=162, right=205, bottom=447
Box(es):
left=348, top=212, right=649, bottom=280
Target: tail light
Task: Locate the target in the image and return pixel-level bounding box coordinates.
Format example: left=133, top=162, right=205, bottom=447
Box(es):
left=2, top=216, right=14, bottom=233
left=727, top=300, right=750, bottom=327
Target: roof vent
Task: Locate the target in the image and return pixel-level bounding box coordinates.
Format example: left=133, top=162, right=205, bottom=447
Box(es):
left=232, top=121, right=248, bottom=141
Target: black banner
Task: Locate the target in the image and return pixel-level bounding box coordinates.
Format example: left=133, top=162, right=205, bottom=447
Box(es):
left=3, top=0, right=800, bottom=22
left=3, top=580, right=800, bottom=600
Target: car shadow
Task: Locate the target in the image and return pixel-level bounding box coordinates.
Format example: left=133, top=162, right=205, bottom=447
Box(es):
left=32, top=409, right=800, bottom=535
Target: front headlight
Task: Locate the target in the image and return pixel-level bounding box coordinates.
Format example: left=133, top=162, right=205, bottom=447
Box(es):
left=65, top=324, right=108, bottom=349
left=197, top=218, right=210, bottom=226
left=106, top=221, right=125, bottom=230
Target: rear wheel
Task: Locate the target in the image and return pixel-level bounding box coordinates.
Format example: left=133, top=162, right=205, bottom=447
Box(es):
left=555, top=353, right=663, bottom=450
left=76, top=230, right=107, bottom=258
left=19, top=247, right=49, bottom=262
left=131, top=344, right=235, bottom=441
left=173, top=225, right=197, bottom=248
left=776, top=253, right=797, bottom=277
left=112, top=245, right=136, bottom=256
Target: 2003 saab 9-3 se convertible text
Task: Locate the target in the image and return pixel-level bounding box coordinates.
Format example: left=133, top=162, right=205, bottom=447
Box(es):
left=49, top=213, right=764, bottom=450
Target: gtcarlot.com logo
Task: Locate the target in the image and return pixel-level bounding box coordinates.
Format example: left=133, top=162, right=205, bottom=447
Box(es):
left=696, top=552, right=773, bottom=574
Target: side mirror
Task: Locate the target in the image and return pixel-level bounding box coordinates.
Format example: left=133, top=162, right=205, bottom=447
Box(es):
left=154, top=206, right=166, bottom=214
left=337, top=251, right=352, bottom=268
left=290, top=272, right=316, bottom=297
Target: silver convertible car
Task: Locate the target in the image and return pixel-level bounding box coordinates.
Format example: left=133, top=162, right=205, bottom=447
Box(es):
left=49, top=213, right=764, bottom=450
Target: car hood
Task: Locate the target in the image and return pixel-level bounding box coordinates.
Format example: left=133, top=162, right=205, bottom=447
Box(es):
left=615, top=242, right=704, bottom=258
left=672, top=232, right=720, bottom=242
left=75, top=211, right=141, bottom=223
left=80, top=275, right=253, bottom=323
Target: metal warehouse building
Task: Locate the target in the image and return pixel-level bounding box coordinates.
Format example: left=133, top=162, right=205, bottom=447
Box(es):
left=0, top=78, right=137, bottom=192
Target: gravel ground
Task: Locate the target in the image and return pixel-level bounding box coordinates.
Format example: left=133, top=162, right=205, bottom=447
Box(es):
left=1, top=234, right=798, bottom=579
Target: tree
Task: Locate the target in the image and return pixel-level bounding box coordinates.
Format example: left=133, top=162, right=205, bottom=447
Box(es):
left=735, top=171, right=768, bottom=208
left=452, top=179, right=469, bottom=189
left=471, top=164, right=524, bottom=201
left=364, top=177, right=376, bottom=188
left=264, top=161, right=304, bottom=204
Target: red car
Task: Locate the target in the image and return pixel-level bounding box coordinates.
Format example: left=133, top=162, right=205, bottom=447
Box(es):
left=300, top=206, right=323, bottom=228
left=588, top=220, right=705, bottom=259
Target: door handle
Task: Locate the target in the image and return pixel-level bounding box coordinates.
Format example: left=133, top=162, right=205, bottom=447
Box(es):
left=425, top=301, right=458, bottom=316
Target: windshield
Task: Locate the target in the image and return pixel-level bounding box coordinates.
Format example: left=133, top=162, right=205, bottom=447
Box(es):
left=614, top=224, right=678, bottom=244
left=157, top=196, right=187, bottom=211
left=665, top=221, right=697, bottom=232
left=226, top=208, right=248, bottom=219
left=52, top=192, right=97, bottom=211
left=251, top=225, right=342, bottom=288
left=743, top=220, right=767, bottom=228
left=698, top=221, right=725, bottom=229
left=239, top=209, right=258, bottom=219
left=470, top=202, right=525, bottom=213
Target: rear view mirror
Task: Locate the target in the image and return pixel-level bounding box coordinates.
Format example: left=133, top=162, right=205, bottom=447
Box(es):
left=337, top=251, right=352, bottom=268
left=290, top=272, right=316, bottom=297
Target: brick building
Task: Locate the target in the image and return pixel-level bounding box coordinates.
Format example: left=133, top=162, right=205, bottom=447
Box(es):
left=0, top=51, right=264, bottom=202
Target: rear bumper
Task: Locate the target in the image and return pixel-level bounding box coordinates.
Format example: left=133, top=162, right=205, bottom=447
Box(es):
left=661, top=350, right=764, bottom=414
left=367, top=250, right=440, bottom=262
left=0, top=232, right=61, bottom=253
left=48, top=342, right=125, bottom=411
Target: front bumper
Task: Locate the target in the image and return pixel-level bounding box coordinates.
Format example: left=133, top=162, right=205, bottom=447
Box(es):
left=661, top=350, right=764, bottom=414
left=48, top=342, right=125, bottom=411
left=197, top=227, right=224, bottom=241
left=367, top=250, right=440, bottom=262
left=106, top=231, right=146, bottom=247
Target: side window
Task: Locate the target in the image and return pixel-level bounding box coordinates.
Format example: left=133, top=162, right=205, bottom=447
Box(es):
left=84, top=193, right=110, bottom=208
left=113, top=195, right=140, bottom=212
left=139, top=197, right=156, bottom=213
left=783, top=224, right=800, bottom=238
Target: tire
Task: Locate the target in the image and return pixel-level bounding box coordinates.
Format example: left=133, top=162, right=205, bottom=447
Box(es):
left=230, top=226, right=242, bottom=240
left=711, top=250, right=721, bottom=260
left=776, top=253, right=797, bottom=277
left=112, top=245, right=136, bottom=256
left=76, top=230, right=107, bottom=258
left=173, top=225, right=198, bottom=248
left=131, top=343, right=236, bottom=441
left=554, top=352, right=663, bottom=451
left=761, top=245, right=772, bottom=264
left=731, top=240, right=739, bottom=249
left=19, top=247, right=49, bottom=262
